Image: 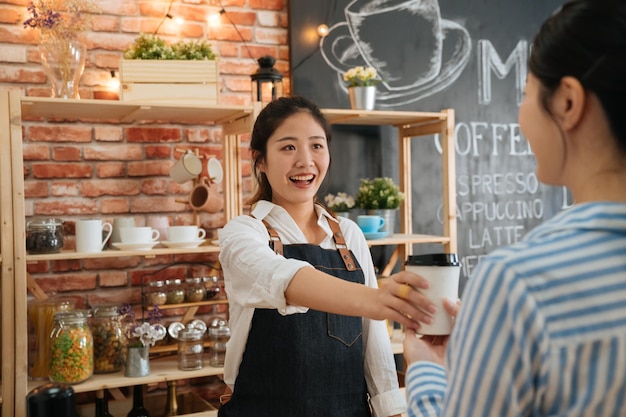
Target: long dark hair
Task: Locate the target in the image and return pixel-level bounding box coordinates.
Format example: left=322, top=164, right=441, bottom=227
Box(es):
left=247, top=96, right=333, bottom=206
left=528, top=0, right=626, bottom=152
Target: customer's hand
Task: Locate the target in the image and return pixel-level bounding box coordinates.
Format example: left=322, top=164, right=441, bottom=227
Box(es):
left=376, top=271, right=438, bottom=331
left=403, top=298, right=460, bottom=367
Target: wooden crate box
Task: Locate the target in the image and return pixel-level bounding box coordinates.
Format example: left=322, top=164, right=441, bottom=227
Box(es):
left=119, top=60, right=219, bottom=106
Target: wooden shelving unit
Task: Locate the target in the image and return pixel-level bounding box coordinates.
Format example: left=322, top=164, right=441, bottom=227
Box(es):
left=1, top=91, right=456, bottom=416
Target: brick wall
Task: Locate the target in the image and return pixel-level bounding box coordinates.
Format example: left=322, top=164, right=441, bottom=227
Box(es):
left=0, top=0, right=288, bottom=328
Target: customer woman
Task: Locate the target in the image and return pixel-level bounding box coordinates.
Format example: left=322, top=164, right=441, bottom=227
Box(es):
left=218, top=96, right=435, bottom=417
left=403, top=0, right=626, bottom=416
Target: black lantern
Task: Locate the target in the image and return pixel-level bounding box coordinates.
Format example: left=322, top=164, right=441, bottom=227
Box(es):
left=250, top=55, right=283, bottom=103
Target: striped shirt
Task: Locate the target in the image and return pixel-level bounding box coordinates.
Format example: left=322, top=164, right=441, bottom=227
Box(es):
left=406, top=202, right=626, bottom=417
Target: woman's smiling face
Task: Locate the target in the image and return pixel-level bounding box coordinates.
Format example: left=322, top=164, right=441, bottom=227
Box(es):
left=258, top=111, right=330, bottom=208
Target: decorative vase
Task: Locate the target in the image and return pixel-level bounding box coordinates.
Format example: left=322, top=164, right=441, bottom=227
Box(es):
left=39, top=39, right=86, bottom=99
left=368, top=209, right=398, bottom=235
left=348, top=86, right=376, bottom=110
left=336, top=211, right=351, bottom=219
left=125, top=346, right=150, bottom=377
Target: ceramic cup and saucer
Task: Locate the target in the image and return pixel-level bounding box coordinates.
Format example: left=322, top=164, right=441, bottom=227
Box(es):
left=160, top=226, right=206, bottom=249
left=320, top=0, right=472, bottom=108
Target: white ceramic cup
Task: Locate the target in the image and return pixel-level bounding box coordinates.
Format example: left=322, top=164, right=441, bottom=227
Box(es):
left=119, top=226, right=160, bottom=244
left=75, top=219, right=113, bottom=253
left=170, top=150, right=203, bottom=184
left=111, top=217, right=136, bottom=244
left=404, top=253, right=461, bottom=335
left=168, top=226, right=206, bottom=242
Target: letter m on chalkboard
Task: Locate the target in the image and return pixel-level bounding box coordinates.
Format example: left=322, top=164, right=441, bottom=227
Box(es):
left=478, top=40, right=528, bottom=106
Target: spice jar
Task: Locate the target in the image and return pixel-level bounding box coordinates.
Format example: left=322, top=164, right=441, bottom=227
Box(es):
left=92, top=305, right=126, bottom=374
left=26, top=218, right=64, bottom=254
left=165, top=279, right=185, bottom=304
left=185, top=277, right=205, bottom=302
left=49, top=310, right=93, bottom=384
left=203, top=276, right=221, bottom=300
left=208, top=318, right=230, bottom=367
left=145, top=280, right=167, bottom=307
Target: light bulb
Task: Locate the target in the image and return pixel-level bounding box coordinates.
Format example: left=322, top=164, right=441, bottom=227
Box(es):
left=317, top=24, right=329, bottom=37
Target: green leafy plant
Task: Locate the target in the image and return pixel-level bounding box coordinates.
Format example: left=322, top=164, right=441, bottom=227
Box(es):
left=123, top=33, right=217, bottom=60
left=355, top=177, right=405, bottom=210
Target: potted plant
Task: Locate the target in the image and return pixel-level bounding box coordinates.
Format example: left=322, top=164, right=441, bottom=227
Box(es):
left=119, top=33, right=219, bottom=105
left=323, top=192, right=355, bottom=218
left=342, top=66, right=381, bottom=110
left=355, top=177, right=405, bottom=234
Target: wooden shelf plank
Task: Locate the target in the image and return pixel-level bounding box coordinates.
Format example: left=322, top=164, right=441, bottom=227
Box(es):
left=322, top=108, right=445, bottom=128
left=20, top=97, right=254, bottom=130
left=25, top=245, right=220, bottom=262
left=365, top=233, right=450, bottom=246
left=27, top=356, right=224, bottom=394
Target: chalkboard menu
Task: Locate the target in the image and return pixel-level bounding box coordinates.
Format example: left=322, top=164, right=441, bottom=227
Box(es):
left=288, top=0, right=570, bottom=289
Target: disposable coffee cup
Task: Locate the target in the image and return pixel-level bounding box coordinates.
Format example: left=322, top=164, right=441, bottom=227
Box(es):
left=405, top=253, right=460, bottom=335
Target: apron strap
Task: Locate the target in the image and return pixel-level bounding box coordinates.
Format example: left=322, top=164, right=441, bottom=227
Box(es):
left=326, top=219, right=357, bottom=271
left=251, top=213, right=357, bottom=271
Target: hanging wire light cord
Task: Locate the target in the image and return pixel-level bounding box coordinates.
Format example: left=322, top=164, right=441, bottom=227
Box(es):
left=154, top=0, right=176, bottom=35
left=218, top=0, right=259, bottom=64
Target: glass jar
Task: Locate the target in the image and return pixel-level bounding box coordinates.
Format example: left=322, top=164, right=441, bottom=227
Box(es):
left=203, top=276, right=221, bottom=300
left=49, top=310, right=93, bottom=384
left=27, top=298, right=75, bottom=379
left=176, top=328, right=205, bottom=371
left=145, top=280, right=167, bottom=308
left=26, top=218, right=64, bottom=254
left=208, top=318, right=230, bottom=367
left=92, top=305, right=126, bottom=373
left=165, top=279, right=185, bottom=304
left=185, top=277, right=205, bottom=302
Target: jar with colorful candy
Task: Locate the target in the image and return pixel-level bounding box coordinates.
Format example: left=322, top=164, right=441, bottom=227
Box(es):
left=49, top=310, right=93, bottom=384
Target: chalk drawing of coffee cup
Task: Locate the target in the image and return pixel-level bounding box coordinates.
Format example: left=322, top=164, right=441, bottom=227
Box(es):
left=321, top=0, right=471, bottom=107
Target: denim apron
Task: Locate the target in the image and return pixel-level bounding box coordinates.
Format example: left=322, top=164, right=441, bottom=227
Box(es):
left=219, top=219, right=371, bottom=417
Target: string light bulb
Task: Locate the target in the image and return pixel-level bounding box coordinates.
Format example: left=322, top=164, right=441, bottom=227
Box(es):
left=108, top=70, right=120, bottom=91
left=317, top=24, right=329, bottom=37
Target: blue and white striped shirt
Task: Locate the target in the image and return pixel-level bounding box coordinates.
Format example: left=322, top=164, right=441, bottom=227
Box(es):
left=406, top=202, right=626, bottom=417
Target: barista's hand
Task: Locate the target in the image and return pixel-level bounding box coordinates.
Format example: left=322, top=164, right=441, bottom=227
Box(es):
left=376, top=271, right=438, bottom=331
left=403, top=298, right=460, bottom=367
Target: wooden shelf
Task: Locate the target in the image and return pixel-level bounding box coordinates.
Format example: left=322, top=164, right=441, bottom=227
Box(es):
left=365, top=233, right=450, bottom=247
left=25, top=245, right=220, bottom=262
left=147, top=299, right=228, bottom=311
left=322, top=108, right=445, bottom=127
left=20, top=97, right=254, bottom=129
left=27, top=356, right=224, bottom=394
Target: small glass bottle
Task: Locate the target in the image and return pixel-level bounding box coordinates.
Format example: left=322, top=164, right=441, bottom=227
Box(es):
left=49, top=310, right=93, bottom=384
left=165, top=279, right=185, bottom=304
left=145, top=280, right=167, bottom=307
left=92, top=305, right=127, bottom=373
left=185, top=277, right=205, bottom=302
left=176, top=328, right=205, bottom=370
left=26, top=217, right=64, bottom=254
left=208, top=318, right=230, bottom=367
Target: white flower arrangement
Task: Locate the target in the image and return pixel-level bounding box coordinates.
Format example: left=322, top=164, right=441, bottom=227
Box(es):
left=324, top=192, right=356, bottom=212
left=342, top=66, right=381, bottom=87
left=129, top=322, right=166, bottom=347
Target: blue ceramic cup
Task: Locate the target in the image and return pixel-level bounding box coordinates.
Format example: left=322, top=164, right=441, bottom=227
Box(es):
left=357, top=215, right=385, bottom=233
